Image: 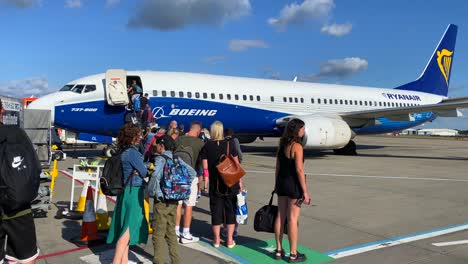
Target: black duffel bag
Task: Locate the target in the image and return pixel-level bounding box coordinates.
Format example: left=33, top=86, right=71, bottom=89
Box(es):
left=254, top=191, right=288, bottom=234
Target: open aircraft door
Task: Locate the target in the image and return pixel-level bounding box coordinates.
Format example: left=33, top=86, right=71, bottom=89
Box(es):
left=105, top=69, right=129, bottom=106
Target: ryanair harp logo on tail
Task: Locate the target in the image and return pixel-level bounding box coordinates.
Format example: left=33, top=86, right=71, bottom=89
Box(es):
left=436, top=49, right=453, bottom=85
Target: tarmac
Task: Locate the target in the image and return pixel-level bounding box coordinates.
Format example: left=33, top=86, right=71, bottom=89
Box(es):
left=32, top=135, right=468, bottom=264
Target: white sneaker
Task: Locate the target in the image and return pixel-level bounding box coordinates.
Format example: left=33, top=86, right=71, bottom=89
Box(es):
left=179, top=233, right=200, bottom=244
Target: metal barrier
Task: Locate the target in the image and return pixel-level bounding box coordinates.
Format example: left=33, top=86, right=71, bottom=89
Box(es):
left=70, top=161, right=104, bottom=211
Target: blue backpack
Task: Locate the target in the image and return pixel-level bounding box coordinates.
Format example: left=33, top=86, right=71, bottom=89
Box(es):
left=159, top=154, right=192, bottom=200
left=133, top=96, right=141, bottom=111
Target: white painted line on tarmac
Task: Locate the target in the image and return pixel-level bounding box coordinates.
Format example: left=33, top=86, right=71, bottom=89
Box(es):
left=315, top=173, right=468, bottom=182
left=245, top=170, right=274, bottom=174
left=245, top=170, right=468, bottom=182
left=181, top=241, right=235, bottom=261
left=432, top=240, right=468, bottom=247
left=325, top=222, right=468, bottom=259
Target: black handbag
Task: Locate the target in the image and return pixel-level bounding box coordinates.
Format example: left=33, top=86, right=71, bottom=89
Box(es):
left=253, top=192, right=288, bottom=234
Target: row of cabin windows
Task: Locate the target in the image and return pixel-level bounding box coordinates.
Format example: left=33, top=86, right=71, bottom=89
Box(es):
left=152, top=90, right=419, bottom=108
left=310, top=98, right=419, bottom=108
left=153, top=90, right=262, bottom=102
left=280, top=96, right=418, bottom=108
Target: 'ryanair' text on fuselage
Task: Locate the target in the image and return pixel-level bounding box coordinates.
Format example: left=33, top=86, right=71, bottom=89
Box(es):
left=382, top=93, right=421, bottom=101
left=168, top=109, right=217, bottom=116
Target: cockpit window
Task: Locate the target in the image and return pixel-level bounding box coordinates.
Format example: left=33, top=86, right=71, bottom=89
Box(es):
left=83, top=85, right=96, bottom=93
left=71, top=85, right=85, bottom=94
left=59, top=84, right=74, bottom=91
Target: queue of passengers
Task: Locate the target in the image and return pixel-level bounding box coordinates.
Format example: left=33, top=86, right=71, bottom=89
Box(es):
left=107, top=118, right=310, bottom=264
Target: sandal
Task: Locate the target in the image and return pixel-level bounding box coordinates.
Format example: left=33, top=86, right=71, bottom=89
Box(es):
left=274, top=249, right=285, bottom=260
left=288, top=251, right=306, bottom=263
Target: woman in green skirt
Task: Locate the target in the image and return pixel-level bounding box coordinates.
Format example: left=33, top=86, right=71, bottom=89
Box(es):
left=107, top=123, right=149, bottom=264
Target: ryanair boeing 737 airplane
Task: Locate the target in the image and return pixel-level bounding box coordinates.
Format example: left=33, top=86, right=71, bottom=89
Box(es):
left=28, top=24, right=468, bottom=155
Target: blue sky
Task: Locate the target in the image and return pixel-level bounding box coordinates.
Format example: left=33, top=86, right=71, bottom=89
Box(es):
left=0, top=0, right=467, bottom=129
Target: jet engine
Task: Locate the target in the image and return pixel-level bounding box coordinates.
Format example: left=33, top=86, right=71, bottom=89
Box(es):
left=298, top=116, right=352, bottom=149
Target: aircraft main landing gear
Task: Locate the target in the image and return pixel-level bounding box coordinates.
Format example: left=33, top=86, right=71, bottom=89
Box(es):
left=333, top=140, right=357, bottom=155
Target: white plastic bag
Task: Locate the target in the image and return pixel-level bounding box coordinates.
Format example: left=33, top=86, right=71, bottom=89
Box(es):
left=236, top=191, right=248, bottom=225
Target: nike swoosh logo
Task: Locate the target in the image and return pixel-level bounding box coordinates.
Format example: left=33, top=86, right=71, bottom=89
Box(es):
left=12, top=159, right=24, bottom=169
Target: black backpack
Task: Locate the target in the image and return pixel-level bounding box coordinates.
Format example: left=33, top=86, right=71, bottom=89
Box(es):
left=100, top=148, right=126, bottom=196
left=0, top=126, right=41, bottom=212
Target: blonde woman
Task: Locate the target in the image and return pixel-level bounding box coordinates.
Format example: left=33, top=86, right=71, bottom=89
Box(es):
left=201, top=121, right=243, bottom=248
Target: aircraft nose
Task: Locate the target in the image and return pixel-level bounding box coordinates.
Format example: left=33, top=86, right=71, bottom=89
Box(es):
left=27, top=93, right=56, bottom=123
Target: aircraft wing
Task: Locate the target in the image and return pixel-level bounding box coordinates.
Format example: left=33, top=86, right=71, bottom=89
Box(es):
left=341, top=97, right=468, bottom=125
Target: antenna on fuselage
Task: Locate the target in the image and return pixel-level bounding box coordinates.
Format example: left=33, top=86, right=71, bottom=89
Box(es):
left=293, top=76, right=298, bottom=82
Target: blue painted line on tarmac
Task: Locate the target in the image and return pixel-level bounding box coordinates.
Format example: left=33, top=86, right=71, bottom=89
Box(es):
left=325, top=221, right=468, bottom=256
left=199, top=237, right=251, bottom=264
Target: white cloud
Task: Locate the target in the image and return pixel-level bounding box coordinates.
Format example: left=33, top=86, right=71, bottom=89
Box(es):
left=262, top=67, right=281, bottom=80
left=128, top=0, right=251, bottom=31
left=304, top=57, right=368, bottom=81
left=106, top=0, right=119, bottom=7
left=1, top=0, right=39, bottom=8
left=0, top=77, right=52, bottom=98
left=268, top=0, right=334, bottom=31
left=65, top=0, right=81, bottom=8
left=202, top=56, right=226, bottom=65
left=321, top=22, right=352, bottom=37
left=228, top=39, right=269, bottom=52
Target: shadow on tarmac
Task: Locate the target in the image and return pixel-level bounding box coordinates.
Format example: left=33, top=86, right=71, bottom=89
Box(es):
left=191, top=217, right=277, bottom=261
left=63, top=148, right=104, bottom=159
left=85, top=244, right=153, bottom=264
left=191, top=218, right=215, bottom=242
left=192, top=206, right=211, bottom=216
left=61, top=220, right=84, bottom=242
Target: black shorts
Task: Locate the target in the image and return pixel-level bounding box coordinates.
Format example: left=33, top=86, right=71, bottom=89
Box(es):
left=209, top=195, right=237, bottom=226
left=0, top=211, right=39, bottom=263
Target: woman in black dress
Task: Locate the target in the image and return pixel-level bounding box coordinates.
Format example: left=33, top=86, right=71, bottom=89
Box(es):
left=201, top=121, right=243, bottom=248
left=274, top=119, right=310, bottom=262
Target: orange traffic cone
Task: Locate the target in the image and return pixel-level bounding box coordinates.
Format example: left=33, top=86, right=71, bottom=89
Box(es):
left=96, top=188, right=110, bottom=231
left=81, top=186, right=98, bottom=242
left=76, top=180, right=89, bottom=212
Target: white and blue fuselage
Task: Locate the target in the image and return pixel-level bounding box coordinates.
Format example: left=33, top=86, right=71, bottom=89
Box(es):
left=33, top=71, right=439, bottom=136
left=28, top=24, right=467, bottom=150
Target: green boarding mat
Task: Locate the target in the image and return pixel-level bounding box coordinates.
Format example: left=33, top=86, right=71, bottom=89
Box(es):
left=226, top=239, right=334, bottom=264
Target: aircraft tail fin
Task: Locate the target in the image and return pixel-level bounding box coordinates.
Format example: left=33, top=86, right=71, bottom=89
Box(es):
left=396, top=24, right=457, bottom=97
